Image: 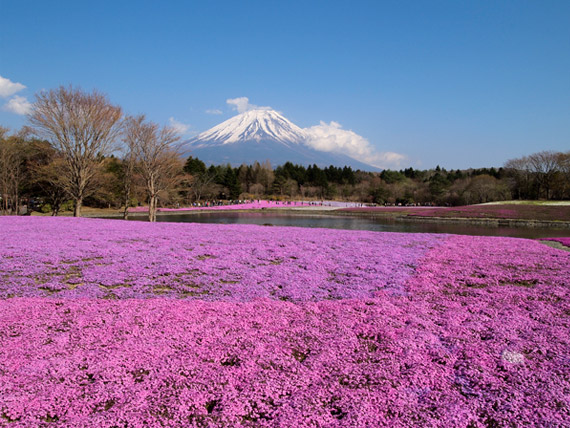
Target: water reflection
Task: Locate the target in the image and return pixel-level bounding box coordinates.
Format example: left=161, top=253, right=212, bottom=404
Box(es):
left=126, top=211, right=570, bottom=239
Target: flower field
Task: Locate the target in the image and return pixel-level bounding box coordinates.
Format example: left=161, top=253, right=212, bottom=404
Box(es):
left=1, top=217, right=569, bottom=427
left=540, top=237, right=570, bottom=247
left=341, top=204, right=570, bottom=222
left=129, top=200, right=306, bottom=213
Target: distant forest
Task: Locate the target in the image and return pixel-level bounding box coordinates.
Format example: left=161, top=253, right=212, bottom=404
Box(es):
left=1, top=125, right=568, bottom=216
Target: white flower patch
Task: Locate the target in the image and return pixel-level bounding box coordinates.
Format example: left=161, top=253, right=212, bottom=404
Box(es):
left=502, top=350, right=525, bottom=364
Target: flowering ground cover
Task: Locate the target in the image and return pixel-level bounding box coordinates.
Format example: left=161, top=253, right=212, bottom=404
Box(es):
left=0, top=217, right=436, bottom=300
left=0, top=217, right=569, bottom=427
left=340, top=206, right=442, bottom=215
left=539, top=237, right=570, bottom=247
left=341, top=204, right=570, bottom=222
left=129, top=200, right=307, bottom=213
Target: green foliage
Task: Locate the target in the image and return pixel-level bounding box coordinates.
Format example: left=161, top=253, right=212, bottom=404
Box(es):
left=370, top=186, right=390, bottom=204
left=272, top=175, right=286, bottom=195
left=274, top=162, right=358, bottom=188
left=402, top=167, right=417, bottom=179
left=380, top=170, right=405, bottom=184
left=307, top=164, right=328, bottom=188
left=41, top=200, right=73, bottom=214
left=184, top=156, right=207, bottom=175
left=222, top=166, right=242, bottom=199
left=428, top=173, right=450, bottom=198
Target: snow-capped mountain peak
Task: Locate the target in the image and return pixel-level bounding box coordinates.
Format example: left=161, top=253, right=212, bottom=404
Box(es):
left=181, top=108, right=379, bottom=171
left=191, top=109, right=307, bottom=146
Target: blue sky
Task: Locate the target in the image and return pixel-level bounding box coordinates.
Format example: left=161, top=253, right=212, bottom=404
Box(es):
left=1, top=0, right=568, bottom=169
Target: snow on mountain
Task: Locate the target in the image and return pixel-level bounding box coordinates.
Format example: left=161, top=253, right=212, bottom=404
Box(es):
left=181, top=109, right=379, bottom=171
left=191, top=109, right=307, bottom=146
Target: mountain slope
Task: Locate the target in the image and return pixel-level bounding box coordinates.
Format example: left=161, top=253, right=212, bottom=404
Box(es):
left=192, top=109, right=307, bottom=146
left=182, top=109, right=379, bottom=171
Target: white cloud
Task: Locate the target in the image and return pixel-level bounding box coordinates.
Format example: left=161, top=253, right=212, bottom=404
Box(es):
left=3, top=95, right=32, bottom=115
left=206, top=108, right=223, bottom=115
left=304, top=121, right=406, bottom=169
left=226, top=96, right=271, bottom=113
left=0, top=75, right=26, bottom=98
left=226, top=97, right=250, bottom=113
left=168, top=117, right=191, bottom=135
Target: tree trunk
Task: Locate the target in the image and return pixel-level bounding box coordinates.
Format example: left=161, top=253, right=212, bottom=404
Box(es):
left=123, top=193, right=130, bottom=220
left=14, top=194, right=19, bottom=216
left=148, top=195, right=156, bottom=222
left=74, top=198, right=82, bottom=217
left=122, top=178, right=132, bottom=220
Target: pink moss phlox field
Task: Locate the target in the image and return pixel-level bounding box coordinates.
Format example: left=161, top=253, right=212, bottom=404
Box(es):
left=0, top=217, right=437, bottom=300
left=1, top=217, right=570, bottom=427
left=402, top=235, right=570, bottom=427
left=129, top=200, right=308, bottom=213
left=540, top=237, right=570, bottom=247
left=341, top=204, right=570, bottom=222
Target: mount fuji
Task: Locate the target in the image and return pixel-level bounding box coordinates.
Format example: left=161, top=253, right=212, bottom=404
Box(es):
left=181, top=109, right=379, bottom=171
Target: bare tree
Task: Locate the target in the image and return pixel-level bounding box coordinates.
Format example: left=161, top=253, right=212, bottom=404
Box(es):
left=556, top=152, right=570, bottom=199
left=120, top=122, right=138, bottom=219
left=252, top=160, right=274, bottom=194
left=504, top=156, right=533, bottom=199
left=28, top=86, right=122, bottom=217
left=125, top=116, right=182, bottom=222
left=189, top=170, right=217, bottom=202
left=465, top=175, right=510, bottom=204
left=506, top=151, right=567, bottom=200
left=31, top=155, right=68, bottom=216
left=527, top=151, right=559, bottom=199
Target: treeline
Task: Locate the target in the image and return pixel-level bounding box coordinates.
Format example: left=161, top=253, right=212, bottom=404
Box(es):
left=182, top=158, right=360, bottom=202
left=182, top=154, right=569, bottom=207
left=1, top=87, right=569, bottom=220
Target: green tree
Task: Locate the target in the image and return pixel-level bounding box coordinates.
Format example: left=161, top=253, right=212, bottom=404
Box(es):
left=428, top=173, right=450, bottom=200
left=370, top=185, right=390, bottom=204
left=184, top=156, right=207, bottom=175
left=380, top=169, right=405, bottom=184
left=222, top=166, right=242, bottom=199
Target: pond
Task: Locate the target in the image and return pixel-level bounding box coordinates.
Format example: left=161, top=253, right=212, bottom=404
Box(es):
left=128, top=211, right=570, bottom=239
